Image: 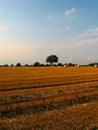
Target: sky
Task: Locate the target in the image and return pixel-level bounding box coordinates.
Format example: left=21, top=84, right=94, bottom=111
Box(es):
left=0, top=0, right=98, bottom=65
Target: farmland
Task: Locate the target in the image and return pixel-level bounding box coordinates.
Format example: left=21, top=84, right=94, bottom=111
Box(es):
left=0, top=66, right=98, bottom=130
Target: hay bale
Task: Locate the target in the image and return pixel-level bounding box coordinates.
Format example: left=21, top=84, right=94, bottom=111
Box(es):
left=64, top=65, right=67, bottom=67
left=77, top=64, right=80, bottom=67
left=75, top=64, right=80, bottom=67
left=94, top=65, right=98, bottom=68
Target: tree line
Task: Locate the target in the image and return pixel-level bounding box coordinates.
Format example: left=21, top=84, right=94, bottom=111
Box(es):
left=0, top=55, right=98, bottom=67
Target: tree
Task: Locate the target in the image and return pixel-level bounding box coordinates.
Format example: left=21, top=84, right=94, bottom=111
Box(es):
left=16, top=63, right=21, bottom=67
left=46, top=55, right=58, bottom=65
left=11, top=64, right=14, bottom=67
left=4, top=64, right=9, bottom=67
left=68, top=63, right=75, bottom=66
left=58, top=63, right=63, bottom=66
left=33, top=62, right=40, bottom=66
left=24, top=64, right=29, bottom=67
left=88, top=62, right=98, bottom=66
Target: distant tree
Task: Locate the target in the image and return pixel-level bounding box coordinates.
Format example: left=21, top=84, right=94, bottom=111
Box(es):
left=88, top=63, right=94, bottom=66
left=11, top=64, right=14, bottom=67
left=46, top=55, right=58, bottom=65
left=68, top=63, right=75, bottom=66
left=58, top=63, right=63, bottom=66
left=40, top=64, right=45, bottom=66
left=33, top=62, right=40, bottom=66
left=24, top=64, right=29, bottom=67
left=45, top=64, right=50, bottom=66
left=4, top=64, right=9, bottom=67
left=93, top=62, right=98, bottom=66
left=53, top=64, right=57, bottom=66
left=16, top=63, right=21, bottom=67
left=88, top=62, right=98, bottom=66
left=64, top=63, right=67, bottom=66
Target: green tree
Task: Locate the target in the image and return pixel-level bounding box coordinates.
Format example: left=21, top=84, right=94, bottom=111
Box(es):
left=33, top=62, right=40, bottom=66
left=46, top=55, right=58, bottom=65
left=11, top=64, right=14, bottom=67
left=58, top=63, right=63, bottom=66
left=16, top=63, right=21, bottom=67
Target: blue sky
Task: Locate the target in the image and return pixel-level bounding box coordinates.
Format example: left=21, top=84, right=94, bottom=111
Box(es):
left=0, top=0, right=98, bottom=65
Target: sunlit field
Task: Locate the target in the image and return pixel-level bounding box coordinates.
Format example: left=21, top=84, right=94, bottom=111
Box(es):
left=0, top=66, right=98, bottom=130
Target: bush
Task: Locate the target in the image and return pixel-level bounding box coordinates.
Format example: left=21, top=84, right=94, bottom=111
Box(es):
left=16, top=63, right=21, bottom=67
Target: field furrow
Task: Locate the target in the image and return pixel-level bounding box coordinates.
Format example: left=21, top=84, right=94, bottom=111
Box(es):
left=0, top=67, right=98, bottom=130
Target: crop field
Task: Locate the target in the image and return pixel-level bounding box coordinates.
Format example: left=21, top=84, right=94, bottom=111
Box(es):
left=0, top=66, right=98, bottom=130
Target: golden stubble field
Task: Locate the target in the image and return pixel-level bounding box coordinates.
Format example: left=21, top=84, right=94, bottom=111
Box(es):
left=0, top=66, right=98, bottom=130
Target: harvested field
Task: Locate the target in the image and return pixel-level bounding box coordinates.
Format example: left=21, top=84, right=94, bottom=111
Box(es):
left=0, top=66, right=98, bottom=130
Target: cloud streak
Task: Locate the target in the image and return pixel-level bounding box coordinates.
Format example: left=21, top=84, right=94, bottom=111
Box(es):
left=65, top=8, right=76, bottom=15
left=0, top=43, right=44, bottom=64
left=0, top=27, right=6, bottom=32
left=68, top=38, right=98, bottom=47
left=48, top=14, right=54, bottom=19
left=55, top=38, right=98, bottom=52
left=86, top=56, right=96, bottom=62
left=76, top=27, right=98, bottom=38
left=56, top=27, right=70, bottom=33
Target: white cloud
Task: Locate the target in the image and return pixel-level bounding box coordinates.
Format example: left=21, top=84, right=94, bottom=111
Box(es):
left=55, top=38, right=98, bottom=51
left=72, top=27, right=98, bottom=48
left=44, top=29, right=49, bottom=33
left=86, top=56, right=96, bottom=62
left=48, top=14, right=54, bottom=19
left=56, top=27, right=70, bottom=33
left=68, top=38, right=98, bottom=47
left=76, top=27, right=98, bottom=38
left=0, top=27, right=6, bottom=32
left=65, top=8, right=76, bottom=15
left=0, top=43, right=44, bottom=64
left=90, top=27, right=98, bottom=32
